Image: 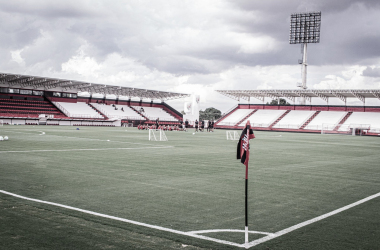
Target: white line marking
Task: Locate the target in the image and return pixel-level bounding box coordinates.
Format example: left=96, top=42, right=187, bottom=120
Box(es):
left=188, top=229, right=274, bottom=236
left=246, top=191, right=380, bottom=248
left=1, top=190, right=379, bottom=248
left=0, top=146, right=173, bottom=153
left=0, top=130, right=168, bottom=147
left=0, top=190, right=244, bottom=248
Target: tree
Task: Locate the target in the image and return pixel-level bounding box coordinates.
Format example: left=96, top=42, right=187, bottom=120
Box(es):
left=199, top=107, right=222, bottom=121
left=266, top=98, right=290, bottom=106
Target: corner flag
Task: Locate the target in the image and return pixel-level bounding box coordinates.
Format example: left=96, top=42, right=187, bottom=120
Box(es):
left=236, top=120, right=255, bottom=245
left=237, top=120, right=255, bottom=168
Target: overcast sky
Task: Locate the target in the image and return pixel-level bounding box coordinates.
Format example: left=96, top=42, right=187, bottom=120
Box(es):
left=1, top=0, right=380, bottom=112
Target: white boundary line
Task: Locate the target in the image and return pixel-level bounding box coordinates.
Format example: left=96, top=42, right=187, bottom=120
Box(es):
left=0, top=146, right=173, bottom=153
left=1, top=190, right=379, bottom=248
left=0, top=130, right=167, bottom=147
left=0, top=190, right=243, bottom=248
left=246, top=191, right=380, bottom=248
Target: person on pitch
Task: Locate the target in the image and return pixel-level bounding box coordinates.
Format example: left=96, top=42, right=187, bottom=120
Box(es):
left=200, top=119, right=205, bottom=132
left=184, top=119, right=189, bottom=132
left=194, top=119, right=199, bottom=132
left=155, top=118, right=159, bottom=130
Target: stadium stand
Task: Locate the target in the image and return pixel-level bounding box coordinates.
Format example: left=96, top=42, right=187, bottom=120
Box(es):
left=54, top=102, right=104, bottom=119
left=132, top=106, right=178, bottom=121
left=272, top=110, right=315, bottom=129
left=340, top=112, right=380, bottom=132
left=92, top=103, right=145, bottom=120
left=0, top=95, right=66, bottom=118
left=241, top=109, right=288, bottom=127
left=304, top=111, right=347, bottom=130
left=217, top=109, right=255, bottom=126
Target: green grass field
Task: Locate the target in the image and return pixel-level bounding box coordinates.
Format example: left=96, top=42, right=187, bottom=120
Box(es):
left=0, top=126, right=379, bottom=249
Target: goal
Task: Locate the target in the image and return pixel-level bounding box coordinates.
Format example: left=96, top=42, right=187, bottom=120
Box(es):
left=226, top=131, right=240, bottom=140
left=0, top=120, right=3, bottom=126
left=149, top=129, right=168, bottom=141
left=321, top=123, right=370, bottom=136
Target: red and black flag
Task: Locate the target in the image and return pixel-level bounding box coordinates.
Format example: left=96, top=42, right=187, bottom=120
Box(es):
left=237, top=120, right=255, bottom=168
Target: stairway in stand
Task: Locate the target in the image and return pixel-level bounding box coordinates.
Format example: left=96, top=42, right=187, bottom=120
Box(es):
left=234, top=109, right=257, bottom=126
left=88, top=103, right=108, bottom=119
left=269, top=110, right=291, bottom=128
left=300, top=111, right=321, bottom=129
left=129, top=106, right=149, bottom=120
left=333, top=111, right=353, bottom=131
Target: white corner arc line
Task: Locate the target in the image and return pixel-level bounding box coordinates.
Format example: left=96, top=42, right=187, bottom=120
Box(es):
left=1, top=190, right=379, bottom=248
left=0, top=190, right=244, bottom=248
left=246, top=191, right=380, bottom=248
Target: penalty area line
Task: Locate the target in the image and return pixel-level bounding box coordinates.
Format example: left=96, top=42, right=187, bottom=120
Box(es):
left=246, top=191, right=380, bottom=248
left=0, top=190, right=244, bottom=248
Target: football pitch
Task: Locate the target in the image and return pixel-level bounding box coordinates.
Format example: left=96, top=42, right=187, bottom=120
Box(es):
left=0, top=126, right=379, bottom=249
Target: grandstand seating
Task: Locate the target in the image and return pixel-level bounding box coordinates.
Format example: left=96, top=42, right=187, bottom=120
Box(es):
left=241, top=109, right=288, bottom=127
left=132, top=106, right=178, bottom=121
left=92, top=103, right=145, bottom=120
left=0, top=97, right=66, bottom=118
left=272, top=110, right=315, bottom=129
left=217, top=109, right=255, bottom=126
left=340, top=112, right=380, bottom=132
left=304, top=111, right=347, bottom=130
left=54, top=102, right=104, bottom=119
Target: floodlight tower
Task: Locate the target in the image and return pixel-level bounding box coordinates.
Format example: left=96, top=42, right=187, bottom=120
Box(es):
left=290, top=11, right=321, bottom=103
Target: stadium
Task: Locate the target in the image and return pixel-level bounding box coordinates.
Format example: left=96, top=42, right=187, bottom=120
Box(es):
left=1, top=2, right=380, bottom=250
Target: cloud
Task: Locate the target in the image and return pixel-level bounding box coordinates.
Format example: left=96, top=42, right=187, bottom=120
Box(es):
left=1, top=0, right=380, bottom=111
left=362, top=66, right=380, bottom=78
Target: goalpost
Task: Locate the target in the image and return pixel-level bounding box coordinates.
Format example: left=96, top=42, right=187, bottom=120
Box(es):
left=148, top=129, right=168, bottom=141
left=0, top=120, right=3, bottom=126
left=321, top=123, right=370, bottom=136
left=226, top=131, right=240, bottom=140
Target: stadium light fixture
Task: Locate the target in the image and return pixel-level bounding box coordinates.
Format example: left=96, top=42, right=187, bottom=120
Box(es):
left=289, top=11, right=321, bottom=104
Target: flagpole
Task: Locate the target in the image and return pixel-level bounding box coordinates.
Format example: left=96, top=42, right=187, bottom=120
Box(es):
left=245, top=164, right=249, bottom=244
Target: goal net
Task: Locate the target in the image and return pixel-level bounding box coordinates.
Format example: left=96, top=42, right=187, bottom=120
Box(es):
left=0, top=120, right=3, bottom=126
left=149, top=129, right=168, bottom=141
left=226, top=131, right=240, bottom=140
left=321, top=123, right=370, bottom=136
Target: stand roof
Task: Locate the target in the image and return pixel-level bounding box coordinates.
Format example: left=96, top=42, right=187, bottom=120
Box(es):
left=0, top=72, right=189, bottom=101
left=216, top=89, right=380, bottom=105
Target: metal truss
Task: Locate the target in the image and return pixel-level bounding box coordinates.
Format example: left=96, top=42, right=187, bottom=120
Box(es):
left=216, top=89, right=380, bottom=105
left=0, top=72, right=189, bottom=101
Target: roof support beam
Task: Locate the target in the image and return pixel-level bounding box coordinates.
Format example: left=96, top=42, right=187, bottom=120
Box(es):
left=330, top=91, right=347, bottom=105
left=351, top=91, right=365, bottom=105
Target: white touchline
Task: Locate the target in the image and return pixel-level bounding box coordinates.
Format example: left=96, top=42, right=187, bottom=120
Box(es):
left=1, top=190, right=379, bottom=249
left=246, top=191, right=380, bottom=248
left=0, top=146, right=173, bottom=153
left=0, top=190, right=244, bottom=248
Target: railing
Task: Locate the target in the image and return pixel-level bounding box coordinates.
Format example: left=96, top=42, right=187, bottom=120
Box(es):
left=273, top=124, right=301, bottom=129
left=216, top=104, right=238, bottom=123
left=147, top=116, right=179, bottom=122
left=299, top=111, right=318, bottom=128
left=52, top=101, right=70, bottom=117
left=107, top=115, right=145, bottom=120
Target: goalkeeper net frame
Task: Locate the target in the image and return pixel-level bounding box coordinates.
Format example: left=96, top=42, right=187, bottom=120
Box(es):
left=149, top=129, right=168, bottom=141
left=321, top=123, right=370, bottom=136
left=226, top=131, right=240, bottom=140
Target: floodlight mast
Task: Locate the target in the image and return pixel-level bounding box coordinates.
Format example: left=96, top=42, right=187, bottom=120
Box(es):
left=290, top=11, right=321, bottom=104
